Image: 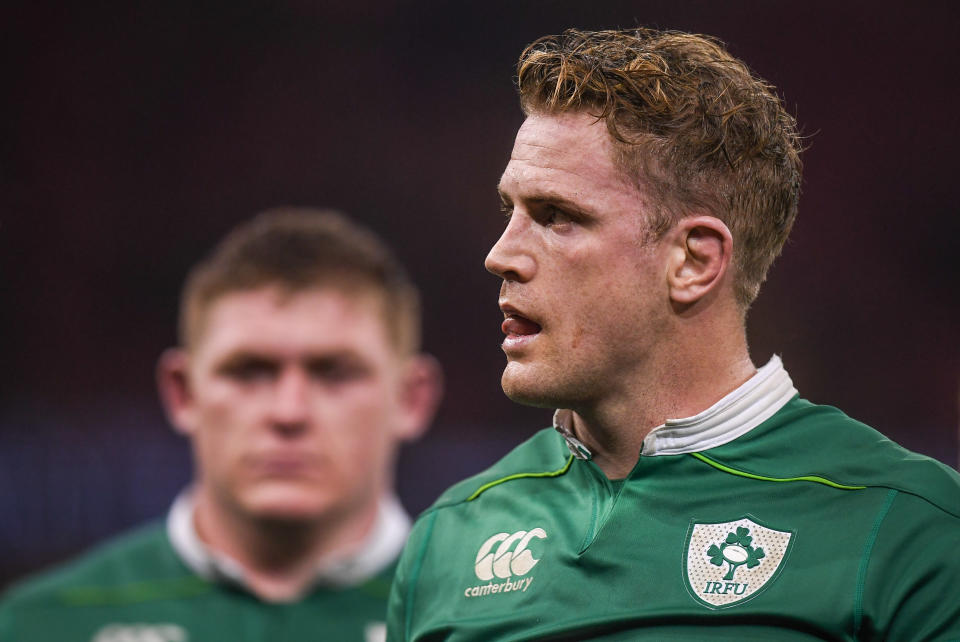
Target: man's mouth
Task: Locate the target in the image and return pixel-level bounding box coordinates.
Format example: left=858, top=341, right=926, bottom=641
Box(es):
left=501, top=314, right=542, bottom=338
left=500, top=312, right=542, bottom=353
left=249, top=452, right=319, bottom=477
left=498, top=299, right=542, bottom=352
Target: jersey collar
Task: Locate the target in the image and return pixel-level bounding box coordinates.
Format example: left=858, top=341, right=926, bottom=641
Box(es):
left=166, top=489, right=410, bottom=593
left=554, top=355, right=797, bottom=458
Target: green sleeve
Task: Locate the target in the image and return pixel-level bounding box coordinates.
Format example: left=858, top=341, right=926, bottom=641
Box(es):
left=386, top=516, right=424, bottom=642
left=860, top=490, right=960, bottom=640
left=387, top=509, right=438, bottom=642
left=385, top=544, right=409, bottom=642
left=0, top=600, right=15, bottom=642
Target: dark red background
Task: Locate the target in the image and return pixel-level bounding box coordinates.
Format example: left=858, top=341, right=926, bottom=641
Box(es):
left=2, top=0, right=957, bottom=589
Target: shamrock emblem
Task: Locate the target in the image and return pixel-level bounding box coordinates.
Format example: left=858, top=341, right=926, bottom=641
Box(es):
left=707, top=526, right=766, bottom=580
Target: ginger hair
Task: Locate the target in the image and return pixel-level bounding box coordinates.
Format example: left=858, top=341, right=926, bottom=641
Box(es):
left=517, top=28, right=803, bottom=307
left=180, top=207, right=421, bottom=354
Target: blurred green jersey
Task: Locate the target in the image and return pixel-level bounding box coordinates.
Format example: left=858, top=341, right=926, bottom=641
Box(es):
left=0, top=495, right=409, bottom=641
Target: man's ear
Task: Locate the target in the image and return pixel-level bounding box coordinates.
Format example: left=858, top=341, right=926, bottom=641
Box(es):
left=665, top=215, right=733, bottom=308
left=394, top=354, right=444, bottom=442
left=156, top=348, right=197, bottom=437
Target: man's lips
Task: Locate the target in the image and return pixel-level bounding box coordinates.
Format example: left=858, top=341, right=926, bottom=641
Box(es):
left=247, top=453, right=320, bottom=477
left=499, top=301, right=542, bottom=351
left=501, top=315, right=542, bottom=337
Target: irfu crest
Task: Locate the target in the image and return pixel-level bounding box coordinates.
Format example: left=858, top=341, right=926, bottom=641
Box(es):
left=684, top=517, right=794, bottom=609
left=707, top=526, right=766, bottom=580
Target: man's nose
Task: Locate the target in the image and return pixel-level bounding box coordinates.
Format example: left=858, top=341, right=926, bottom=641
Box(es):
left=269, top=368, right=310, bottom=430
left=484, top=213, right=535, bottom=282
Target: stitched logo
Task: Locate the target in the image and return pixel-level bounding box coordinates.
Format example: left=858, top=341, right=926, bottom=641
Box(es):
left=474, top=529, right=546, bottom=580
left=464, top=528, right=546, bottom=597
left=684, top=517, right=794, bottom=609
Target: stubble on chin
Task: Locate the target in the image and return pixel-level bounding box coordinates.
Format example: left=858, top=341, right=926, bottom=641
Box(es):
left=500, top=362, right=569, bottom=410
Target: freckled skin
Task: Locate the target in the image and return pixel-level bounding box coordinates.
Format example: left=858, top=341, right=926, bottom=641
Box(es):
left=486, top=112, right=674, bottom=413
left=571, top=325, right=584, bottom=350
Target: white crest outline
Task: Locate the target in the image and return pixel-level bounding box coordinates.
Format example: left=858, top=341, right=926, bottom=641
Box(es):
left=682, top=515, right=795, bottom=610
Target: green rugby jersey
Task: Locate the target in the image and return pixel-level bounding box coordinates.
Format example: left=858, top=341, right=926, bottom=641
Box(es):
left=388, top=357, right=960, bottom=641
left=0, top=494, right=409, bottom=641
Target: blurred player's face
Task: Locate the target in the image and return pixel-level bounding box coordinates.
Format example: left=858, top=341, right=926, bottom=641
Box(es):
left=163, top=286, right=434, bottom=524
left=486, top=111, right=672, bottom=410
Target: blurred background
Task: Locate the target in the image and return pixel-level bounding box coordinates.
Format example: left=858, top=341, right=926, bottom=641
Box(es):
left=2, top=0, right=958, bottom=590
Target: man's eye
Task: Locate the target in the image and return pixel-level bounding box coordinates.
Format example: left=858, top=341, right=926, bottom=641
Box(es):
left=223, top=360, right=277, bottom=381
left=499, top=202, right=513, bottom=221
left=308, top=360, right=369, bottom=384
left=543, top=205, right=571, bottom=226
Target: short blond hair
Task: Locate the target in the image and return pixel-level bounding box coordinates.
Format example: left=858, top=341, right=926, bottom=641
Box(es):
left=517, top=28, right=803, bottom=307
left=180, top=208, right=421, bottom=354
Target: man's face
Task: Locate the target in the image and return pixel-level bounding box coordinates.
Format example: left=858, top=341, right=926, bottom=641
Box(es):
left=486, top=111, right=673, bottom=410
left=168, top=286, right=416, bottom=524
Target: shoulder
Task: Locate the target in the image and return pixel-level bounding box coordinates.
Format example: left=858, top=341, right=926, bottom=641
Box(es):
left=398, top=428, right=570, bottom=575
left=0, top=521, right=188, bottom=611
left=422, top=427, right=570, bottom=514
left=389, top=428, right=570, bottom=632
left=733, top=397, right=960, bottom=518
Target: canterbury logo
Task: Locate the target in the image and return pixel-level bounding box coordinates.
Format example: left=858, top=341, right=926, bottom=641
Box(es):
left=474, top=529, right=547, bottom=580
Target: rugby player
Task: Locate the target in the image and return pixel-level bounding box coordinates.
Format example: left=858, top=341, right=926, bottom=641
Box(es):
left=387, top=28, right=960, bottom=640
left=0, top=208, right=442, bottom=641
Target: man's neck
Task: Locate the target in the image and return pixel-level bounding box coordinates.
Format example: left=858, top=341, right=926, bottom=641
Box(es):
left=191, top=490, right=379, bottom=602
left=570, top=334, right=756, bottom=479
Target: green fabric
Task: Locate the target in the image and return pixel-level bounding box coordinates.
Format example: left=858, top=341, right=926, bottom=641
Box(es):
left=688, top=452, right=867, bottom=490
left=467, top=455, right=574, bottom=501
left=387, top=397, right=960, bottom=641
left=0, top=523, right=394, bottom=641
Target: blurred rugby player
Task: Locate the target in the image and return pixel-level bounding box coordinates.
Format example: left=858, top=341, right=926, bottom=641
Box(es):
left=1, top=208, right=441, bottom=642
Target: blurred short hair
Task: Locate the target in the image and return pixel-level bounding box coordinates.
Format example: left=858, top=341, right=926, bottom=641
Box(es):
left=180, top=207, right=421, bottom=354
left=517, top=28, right=803, bottom=308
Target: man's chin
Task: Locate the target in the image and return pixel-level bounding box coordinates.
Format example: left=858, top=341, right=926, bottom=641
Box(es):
left=500, top=367, right=561, bottom=409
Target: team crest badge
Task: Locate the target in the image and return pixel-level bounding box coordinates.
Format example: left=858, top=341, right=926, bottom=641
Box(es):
left=683, top=516, right=794, bottom=609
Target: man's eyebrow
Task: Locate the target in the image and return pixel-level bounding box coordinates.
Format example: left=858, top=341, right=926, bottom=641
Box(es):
left=498, top=186, right=593, bottom=214
left=215, top=350, right=276, bottom=365
left=211, top=351, right=279, bottom=375
left=303, top=348, right=366, bottom=364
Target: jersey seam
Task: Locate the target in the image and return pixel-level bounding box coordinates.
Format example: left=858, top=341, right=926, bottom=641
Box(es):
left=577, top=477, right=630, bottom=555
left=466, top=455, right=574, bottom=502
left=867, top=486, right=960, bottom=520
left=689, top=452, right=867, bottom=490
left=691, top=453, right=960, bottom=518
left=404, top=509, right=438, bottom=642
left=577, top=482, right=600, bottom=553
left=853, top=488, right=897, bottom=636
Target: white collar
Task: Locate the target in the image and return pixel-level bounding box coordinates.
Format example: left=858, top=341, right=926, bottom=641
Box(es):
left=166, top=489, right=411, bottom=592
left=554, top=355, right=797, bottom=458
